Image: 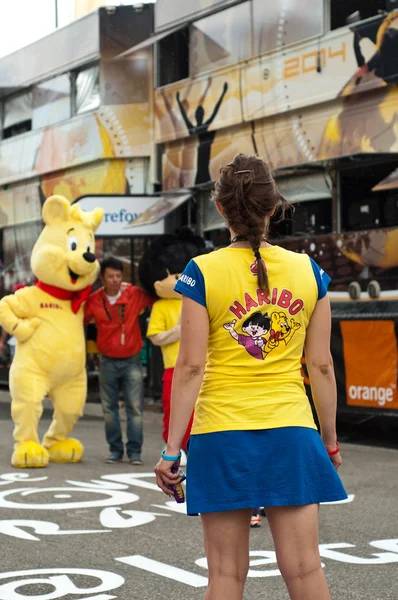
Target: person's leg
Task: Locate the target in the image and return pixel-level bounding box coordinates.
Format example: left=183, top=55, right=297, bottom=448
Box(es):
left=9, top=365, right=49, bottom=468
left=99, top=356, right=123, bottom=458
left=266, top=504, right=330, bottom=600
left=201, top=509, right=251, bottom=600
left=122, top=355, right=144, bottom=462
left=43, top=370, right=86, bottom=463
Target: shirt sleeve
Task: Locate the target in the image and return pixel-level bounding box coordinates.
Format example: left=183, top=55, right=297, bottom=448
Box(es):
left=174, top=259, right=206, bottom=308
left=146, top=302, right=166, bottom=337
left=310, top=258, right=331, bottom=300
left=237, top=334, right=246, bottom=347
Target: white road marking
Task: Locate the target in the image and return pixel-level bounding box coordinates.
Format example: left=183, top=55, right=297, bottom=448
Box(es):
left=0, top=487, right=138, bottom=510
left=319, top=543, right=398, bottom=564
left=151, top=501, right=187, bottom=514
left=99, top=507, right=169, bottom=528
left=116, top=555, right=208, bottom=588
left=0, top=520, right=109, bottom=541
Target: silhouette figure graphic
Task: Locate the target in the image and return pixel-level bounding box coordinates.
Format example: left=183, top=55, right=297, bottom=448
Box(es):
left=176, top=82, right=228, bottom=185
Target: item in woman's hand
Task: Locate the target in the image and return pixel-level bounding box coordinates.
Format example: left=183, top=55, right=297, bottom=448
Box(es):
left=167, top=464, right=186, bottom=503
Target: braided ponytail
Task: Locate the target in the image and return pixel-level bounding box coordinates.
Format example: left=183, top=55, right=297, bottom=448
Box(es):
left=251, top=242, right=268, bottom=293
left=213, top=154, right=290, bottom=293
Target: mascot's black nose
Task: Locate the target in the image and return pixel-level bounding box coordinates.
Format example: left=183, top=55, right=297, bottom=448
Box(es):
left=83, top=252, right=96, bottom=263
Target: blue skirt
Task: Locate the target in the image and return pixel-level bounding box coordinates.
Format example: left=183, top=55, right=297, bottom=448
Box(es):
left=186, top=426, right=347, bottom=516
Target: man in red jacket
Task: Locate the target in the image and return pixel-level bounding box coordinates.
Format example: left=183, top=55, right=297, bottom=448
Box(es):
left=85, top=257, right=155, bottom=464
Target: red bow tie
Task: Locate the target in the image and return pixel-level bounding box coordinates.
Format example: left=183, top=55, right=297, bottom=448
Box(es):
left=35, top=281, right=92, bottom=314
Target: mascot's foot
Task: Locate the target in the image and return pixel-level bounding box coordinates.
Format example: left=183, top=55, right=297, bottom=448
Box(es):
left=47, top=438, right=84, bottom=463
left=12, top=442, right=49, bottom=468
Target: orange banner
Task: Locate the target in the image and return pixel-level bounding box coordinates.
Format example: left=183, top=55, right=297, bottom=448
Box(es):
left=341, top=320, right=398, bottom=409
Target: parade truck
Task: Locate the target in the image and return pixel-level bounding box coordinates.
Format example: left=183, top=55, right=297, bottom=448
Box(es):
left=119, top=0, right=398, bottom=418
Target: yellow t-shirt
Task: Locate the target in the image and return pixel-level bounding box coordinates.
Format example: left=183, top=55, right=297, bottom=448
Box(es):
left=175, top=246, right=322, bottom=435
left=146, top=298, right=181, bottom=369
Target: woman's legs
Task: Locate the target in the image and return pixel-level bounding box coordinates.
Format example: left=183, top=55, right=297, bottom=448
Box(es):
left=266, top=504, right=331, bottom=600
left=201, top=509, right=252, bottom=600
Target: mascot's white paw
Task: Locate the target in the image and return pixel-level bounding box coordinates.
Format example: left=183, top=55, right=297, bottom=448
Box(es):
left=47, top=438, right=84, bottom=463
left=12, top=441, right=49, bottom=468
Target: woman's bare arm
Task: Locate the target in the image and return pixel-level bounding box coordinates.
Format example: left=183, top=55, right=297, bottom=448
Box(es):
left=154, top=296, right=208, bottom=494
left=166, top=296, right=209, bottom=454
left=304, top=296, right=338, bottom=449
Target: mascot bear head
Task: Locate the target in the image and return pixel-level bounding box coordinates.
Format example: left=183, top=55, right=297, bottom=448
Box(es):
left=139, top=228, right=206, bottom=299
left=31, top=195, right=104, bottom=291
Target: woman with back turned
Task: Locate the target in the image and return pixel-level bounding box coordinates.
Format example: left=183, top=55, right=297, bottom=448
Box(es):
left=155, top=154, right=347, bottom=600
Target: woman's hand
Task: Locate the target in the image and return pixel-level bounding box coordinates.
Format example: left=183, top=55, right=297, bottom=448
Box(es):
left=324, top=442, right=342, bottom=470
left=154, top=457, right=183, bottom=496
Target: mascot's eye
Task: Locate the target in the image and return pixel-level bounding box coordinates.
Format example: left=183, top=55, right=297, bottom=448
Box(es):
left=86, top=242, right=93, bottom=253
left=68, top=236, right=78, bottom=251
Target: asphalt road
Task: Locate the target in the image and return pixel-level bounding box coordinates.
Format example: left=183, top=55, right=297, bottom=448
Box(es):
left=0, top=393, right=397, bottom=600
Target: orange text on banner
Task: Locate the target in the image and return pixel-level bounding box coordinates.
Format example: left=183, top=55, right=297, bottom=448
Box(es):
left=341, top=320, right=398, bottom=410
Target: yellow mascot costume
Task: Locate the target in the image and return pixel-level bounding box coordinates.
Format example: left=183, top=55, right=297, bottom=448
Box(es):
left=0, top=195, right=104, bottom=468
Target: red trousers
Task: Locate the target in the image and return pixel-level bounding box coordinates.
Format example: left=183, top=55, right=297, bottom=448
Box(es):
left=162, top=367, right=194, bottom=451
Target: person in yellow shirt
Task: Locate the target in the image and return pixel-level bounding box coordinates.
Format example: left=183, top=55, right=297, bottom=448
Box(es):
left=155, top=154, right=347, bottom=600
left=139, top=231, right=205, bottom=456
